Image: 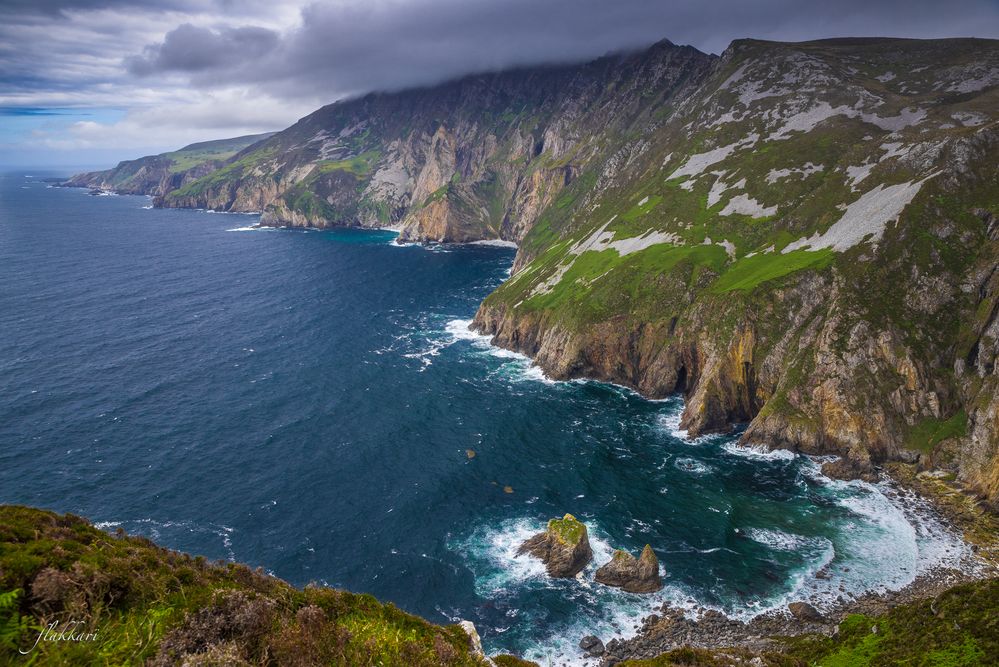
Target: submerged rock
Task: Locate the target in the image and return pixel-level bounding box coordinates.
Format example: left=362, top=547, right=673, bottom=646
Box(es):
left=516, top=514, right=593, bottom=578
left=595, top=545, right=663, bottom=593
left=788, top=601, right=826, bottom=623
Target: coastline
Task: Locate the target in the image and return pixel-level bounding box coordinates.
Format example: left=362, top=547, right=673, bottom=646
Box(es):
left=30, top=187, right=999, bottom=665
left=598, top=464, right=999, bottom=665
left=450, top=315, right=999, bottom=663
left=601, top=566, right=991, bottom=665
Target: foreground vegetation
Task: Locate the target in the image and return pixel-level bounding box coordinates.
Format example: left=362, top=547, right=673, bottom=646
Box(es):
left=2, top=505, right=995, bottom=666
left=0, top=506, right=530, bottom=666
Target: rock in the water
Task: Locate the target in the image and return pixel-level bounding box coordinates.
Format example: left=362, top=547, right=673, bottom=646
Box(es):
left=788, top=601, right=825, bottom=623
left=579, top=635, right=605, bottom=656
left=820, top=444, right=878, bottom=482
left=594, top=545, right=662, bottom=593
left=516, top=514, right=593, bottom=578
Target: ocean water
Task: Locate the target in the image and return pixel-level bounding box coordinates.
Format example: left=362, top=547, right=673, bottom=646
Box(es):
left=0, top=172, right=976, bottom=665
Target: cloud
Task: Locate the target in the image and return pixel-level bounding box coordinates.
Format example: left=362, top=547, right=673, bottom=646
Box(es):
left=112, top=0, right=999, bottom=101
left=126, top=23, right=280, bottom=75
left=26, top=89, right=311, bottom=151
left=1, top=0, right=998, bottom=166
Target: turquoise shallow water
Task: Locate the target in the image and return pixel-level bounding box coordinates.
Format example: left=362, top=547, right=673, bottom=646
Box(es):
left=0, top=172, right=975, bottom=664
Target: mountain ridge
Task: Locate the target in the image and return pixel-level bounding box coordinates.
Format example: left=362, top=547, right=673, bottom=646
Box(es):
left=63, top=35, right=999, bottom=506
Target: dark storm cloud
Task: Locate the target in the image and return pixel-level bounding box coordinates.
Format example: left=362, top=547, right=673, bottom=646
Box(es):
left=1, top=0, right=193, bottom=15
left=120, top=0, right=999, bottom=100
left=126, top=24, right=280, bottom=75
left=0, top=0, right=264, bottom=16
left=2, top=0, right=998, bottom=163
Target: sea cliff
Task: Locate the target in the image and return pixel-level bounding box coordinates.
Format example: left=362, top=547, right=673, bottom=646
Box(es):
left=63, top=36, right=999, bottom=507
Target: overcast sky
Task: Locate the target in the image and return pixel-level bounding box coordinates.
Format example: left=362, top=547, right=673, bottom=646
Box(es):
left=2, top=0, right=998, bottom=168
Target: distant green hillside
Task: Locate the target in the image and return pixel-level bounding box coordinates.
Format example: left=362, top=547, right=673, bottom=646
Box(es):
left=61, top=132, right=275, bottom=196
left=162, top=135, right=278, bottom=174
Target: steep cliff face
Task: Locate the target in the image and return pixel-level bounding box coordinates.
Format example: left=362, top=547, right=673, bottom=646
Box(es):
left=474, top=38, right=999, bottom=504
left=959, top=210, right=999, bottom=501
left=61, top=133, right=274, bottom=197
left=64, top=37, right=999, bottom=504
left=152, top=40, right=715, bottom=241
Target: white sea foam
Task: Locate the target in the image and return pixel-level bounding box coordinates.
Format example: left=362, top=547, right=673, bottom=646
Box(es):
left=470, top=239, right=518, bottom=248
left=758, top=463, right=986, bottom=613
left=654, top=403, right=724, bottom=445
left=444, top=319, right=554, bottom=384
left=721, top=442, right=797, bottom=461
left=455, top=518, right=700, bottom=666
left=674, top=457, right=713, bottom=475
left=744, top=527, right=815, bottom=552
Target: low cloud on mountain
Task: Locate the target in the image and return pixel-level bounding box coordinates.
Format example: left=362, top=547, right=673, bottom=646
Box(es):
left=2, top=0, right=997, bottom=164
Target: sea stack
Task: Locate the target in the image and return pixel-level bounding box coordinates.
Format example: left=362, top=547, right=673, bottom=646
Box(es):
left=517, top=514, right=593, bottom=578
left=595, top=545, right=662, bottom=593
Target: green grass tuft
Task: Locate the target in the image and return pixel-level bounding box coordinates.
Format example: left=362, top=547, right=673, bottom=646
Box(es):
left=711, top=249, right=834, bottom=292
left=907, top=411, right=969, bottom=453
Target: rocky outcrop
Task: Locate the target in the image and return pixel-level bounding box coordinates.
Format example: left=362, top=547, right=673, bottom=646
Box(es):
left=957, top=209, right=999, bottom=509
left=579, top=635, right=605, bottom=657
left=516, top=514, right=593, bottom=578
left=458, top=620, right=497, bottom=666
left=787, top=601, right=825, bottom=623
left=594, top=545, right=663, bottom=593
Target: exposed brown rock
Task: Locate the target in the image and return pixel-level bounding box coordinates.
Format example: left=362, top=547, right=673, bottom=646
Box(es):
left=787, top=601, right=825, bottom=623
left=594, top=545, right=662, bottom=593
left=516, top=514, right=592, bottom=578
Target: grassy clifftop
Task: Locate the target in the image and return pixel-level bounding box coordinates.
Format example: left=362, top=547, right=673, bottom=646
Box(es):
left=0, top=505, right=533, bottom=666
left=61, top=133, right=275, bottom=196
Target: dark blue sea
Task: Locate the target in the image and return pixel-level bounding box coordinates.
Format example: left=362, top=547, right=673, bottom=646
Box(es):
left=0, top=172, right=972, bottom=664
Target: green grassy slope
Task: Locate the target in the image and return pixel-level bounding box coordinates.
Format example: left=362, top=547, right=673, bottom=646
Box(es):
left=0, top=506, right=521, bottom=666
left=161, top=134, right=277, bottom=174
left=63, top=133, right=275, bottom=195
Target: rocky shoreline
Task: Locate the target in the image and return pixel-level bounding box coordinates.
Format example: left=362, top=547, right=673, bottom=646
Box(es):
left=595, top=566, right=989, bottom=665
left=582, top=465, right=999, bottom=665
left=459, top=311, right=999, bottom=664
